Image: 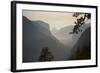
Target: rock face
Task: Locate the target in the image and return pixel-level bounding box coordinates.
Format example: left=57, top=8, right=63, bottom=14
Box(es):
left=69, top=27, right=91, bottom=60
left=23, top=16, right=69, bottom=62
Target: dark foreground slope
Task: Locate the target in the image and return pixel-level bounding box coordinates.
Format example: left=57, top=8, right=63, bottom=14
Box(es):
left=69, top=27, right=91, bottom=60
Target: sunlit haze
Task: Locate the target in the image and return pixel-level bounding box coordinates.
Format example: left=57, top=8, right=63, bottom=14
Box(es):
left=23, top=10, right=75, bottom=31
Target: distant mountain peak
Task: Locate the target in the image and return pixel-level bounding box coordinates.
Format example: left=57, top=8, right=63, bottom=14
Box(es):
left=32, top=20, right=50, bottom=30
left=23, top=16, right=50, bottom=30
left=23, top=16, right=30, bottom=21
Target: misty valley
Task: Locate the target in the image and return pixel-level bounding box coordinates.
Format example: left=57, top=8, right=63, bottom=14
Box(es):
left=23, top=15, right=91, bottom=63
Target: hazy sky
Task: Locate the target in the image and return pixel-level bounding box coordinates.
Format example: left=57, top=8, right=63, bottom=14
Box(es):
left=23, top=10, right=76, bottom=31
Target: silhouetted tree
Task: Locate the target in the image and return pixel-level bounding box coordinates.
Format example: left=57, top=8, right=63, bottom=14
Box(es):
left=38, top=47, right=54, bottom=62
left=70, top=13, right=91, bottom=34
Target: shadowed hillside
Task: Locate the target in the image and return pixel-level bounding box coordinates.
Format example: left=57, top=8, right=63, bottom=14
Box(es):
left=69, top=27, right=91, bottom=60
left=23, top=16, right=69, bottom=62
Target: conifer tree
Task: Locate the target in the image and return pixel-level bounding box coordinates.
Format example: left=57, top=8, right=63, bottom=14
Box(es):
left=38, top=47, right=54, bottom=62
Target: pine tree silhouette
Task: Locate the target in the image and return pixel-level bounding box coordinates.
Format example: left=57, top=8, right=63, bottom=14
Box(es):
left=38, top=47, right=54, bottom=62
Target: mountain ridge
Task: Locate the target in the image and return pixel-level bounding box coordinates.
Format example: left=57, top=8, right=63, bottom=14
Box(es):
left=23, top=16, right=70, bottom=62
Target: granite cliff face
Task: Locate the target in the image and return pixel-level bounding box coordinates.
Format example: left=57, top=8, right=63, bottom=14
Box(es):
left=23, top=16, right=69, bottom=62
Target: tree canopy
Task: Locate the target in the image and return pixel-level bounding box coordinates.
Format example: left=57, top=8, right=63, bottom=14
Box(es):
left=70, top=13, right=91, bottom=34
left=38, top=47, right=54, bottom=62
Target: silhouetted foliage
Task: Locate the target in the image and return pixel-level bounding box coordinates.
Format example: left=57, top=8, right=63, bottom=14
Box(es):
left=38, top=47, right=54, bottom=62
left=70, top=13, right=91, bottom=34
